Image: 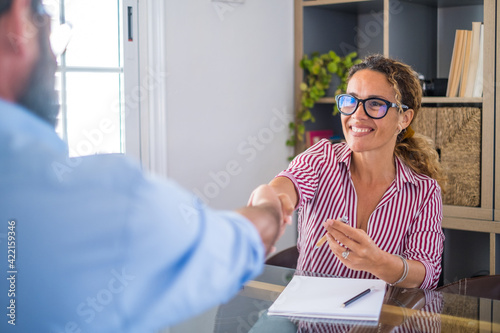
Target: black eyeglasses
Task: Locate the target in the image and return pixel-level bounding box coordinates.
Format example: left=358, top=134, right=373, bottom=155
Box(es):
left=335, top=94, right=409, bottom=119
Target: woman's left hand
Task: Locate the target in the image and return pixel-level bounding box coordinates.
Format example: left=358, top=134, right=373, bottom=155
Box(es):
left=322, top=219, right=384, bottom=272
left=322, top=219, right=426, bottom=288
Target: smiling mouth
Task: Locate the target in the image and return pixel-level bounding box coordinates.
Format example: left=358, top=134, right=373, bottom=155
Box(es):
left=351, top=127, right=372, bottom=133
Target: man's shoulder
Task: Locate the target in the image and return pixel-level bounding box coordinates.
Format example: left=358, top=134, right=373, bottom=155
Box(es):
left=58, top=153, right=147, bottom=191
left=0, top=99, right=67, bottom=154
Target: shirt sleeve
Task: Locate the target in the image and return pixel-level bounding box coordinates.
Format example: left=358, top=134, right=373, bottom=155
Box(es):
left=404, top=182, right=445, bottom=290
left=276, top=139, right=330, bottom=209
left=121, top=175, right=265, bottom=330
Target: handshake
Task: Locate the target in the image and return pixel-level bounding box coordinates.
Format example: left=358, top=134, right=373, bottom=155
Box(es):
left=238, top=184, right=295, bottom=256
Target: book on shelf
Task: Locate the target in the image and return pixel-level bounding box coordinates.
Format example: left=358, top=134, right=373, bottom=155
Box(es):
left=306, top=130, right=334, bottom=148
left=472, top=23, right=484, bottom=98
left=446, top=29, right=464, bottom=97
left=464, top=22, right=482, bottom=97
left=446, top=23, right=484, bottom=98
left=459, top=30, right=471, bottom=97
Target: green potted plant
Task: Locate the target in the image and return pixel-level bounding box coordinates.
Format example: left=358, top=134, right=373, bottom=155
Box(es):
left=286, top=51, right=361, bottom=153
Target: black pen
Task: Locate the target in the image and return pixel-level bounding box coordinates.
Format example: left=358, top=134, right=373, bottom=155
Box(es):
left=340, top=288, right=373, bottom=307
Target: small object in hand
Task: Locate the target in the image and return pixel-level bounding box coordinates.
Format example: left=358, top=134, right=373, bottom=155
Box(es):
left=315, top=216, right=349, bottom=248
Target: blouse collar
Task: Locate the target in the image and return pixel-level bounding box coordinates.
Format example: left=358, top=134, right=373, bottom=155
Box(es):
left=334, top=142, right=419, bottom=190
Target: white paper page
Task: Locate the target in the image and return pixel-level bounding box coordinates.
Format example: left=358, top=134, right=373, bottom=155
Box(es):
left=268, top=275, right=386, bottom=321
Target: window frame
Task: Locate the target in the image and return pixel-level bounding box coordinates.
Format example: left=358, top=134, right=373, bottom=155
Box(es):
left=50, top=0, right=168, bottom=176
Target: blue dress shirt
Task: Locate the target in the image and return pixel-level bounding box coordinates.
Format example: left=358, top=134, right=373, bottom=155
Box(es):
left=0, top=99, right=264, bottom=332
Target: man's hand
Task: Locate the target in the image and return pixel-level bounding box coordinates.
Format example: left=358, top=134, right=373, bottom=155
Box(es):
left=248, top=184, right=294, bottom=226
left=238, top=184, right=293, bottom=256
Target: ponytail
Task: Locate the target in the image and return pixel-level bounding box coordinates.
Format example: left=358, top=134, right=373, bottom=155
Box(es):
left=395, top=131, right=447, bottom=191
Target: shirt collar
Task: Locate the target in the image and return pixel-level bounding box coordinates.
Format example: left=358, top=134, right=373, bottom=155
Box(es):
left=394, top=156, right=418, bottom=190
left=334, top=142, right=352, bottom=168
left=334, top=142, right=418, bottom=189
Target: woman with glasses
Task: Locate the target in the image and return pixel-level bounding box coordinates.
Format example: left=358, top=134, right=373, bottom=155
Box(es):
left=250, top=54, right=446, bottom=289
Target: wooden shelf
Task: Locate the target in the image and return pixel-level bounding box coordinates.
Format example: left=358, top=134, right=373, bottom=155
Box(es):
left=317, top=97, right=336, bottom=104
left=422, top=96, right=483, bottom=104
left=302, top=0, right=484, bottom=9
left=302, top=0, right=369, bottom=7
left=443, top=217, right=500, bottom=233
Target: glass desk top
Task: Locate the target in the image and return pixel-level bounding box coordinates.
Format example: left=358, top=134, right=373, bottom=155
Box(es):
left=168, top=265, right=500, bottom=333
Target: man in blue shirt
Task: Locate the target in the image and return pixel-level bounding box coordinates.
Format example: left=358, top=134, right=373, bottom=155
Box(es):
left=0, top=0, right=293, bottom=332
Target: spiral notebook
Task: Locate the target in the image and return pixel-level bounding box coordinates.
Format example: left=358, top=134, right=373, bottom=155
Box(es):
left=267, top=275, right=386, bottom=322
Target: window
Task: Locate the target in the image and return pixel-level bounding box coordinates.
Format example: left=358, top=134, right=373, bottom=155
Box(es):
left=43, top=0, right=168, bottom=175
left=44, top=0, right=125, bottom=157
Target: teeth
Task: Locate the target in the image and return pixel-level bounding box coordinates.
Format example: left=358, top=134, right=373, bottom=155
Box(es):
left=351, top=127, right=371, bottom=133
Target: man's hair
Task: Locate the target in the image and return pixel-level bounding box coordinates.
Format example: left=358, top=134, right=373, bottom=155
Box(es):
left=0, top=0, right=39, bottom=16
left=0, top=0, right=13, bottom=14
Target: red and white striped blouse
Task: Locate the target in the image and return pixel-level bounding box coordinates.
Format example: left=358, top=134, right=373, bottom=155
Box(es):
left=277, top=140, right=444, bottom=289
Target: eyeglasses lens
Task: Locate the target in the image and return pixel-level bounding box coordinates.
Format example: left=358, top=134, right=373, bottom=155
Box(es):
left=50, top=22, right=72, bottom=57
left=365, top=99, right=388, bottom=118
left=338, top=95, right=357, bottom=114
left=41, top=2, right=73, bottom=57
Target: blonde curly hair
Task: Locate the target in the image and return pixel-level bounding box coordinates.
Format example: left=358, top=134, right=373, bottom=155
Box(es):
left=347, top=54, right=447, bottom=191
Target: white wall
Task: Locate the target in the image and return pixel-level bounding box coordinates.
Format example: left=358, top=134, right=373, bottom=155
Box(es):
left=163, top=1, right=296, bottom=252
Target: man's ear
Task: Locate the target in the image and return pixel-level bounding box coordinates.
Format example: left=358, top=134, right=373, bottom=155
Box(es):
left=3, top=0, right=38, bottom=56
